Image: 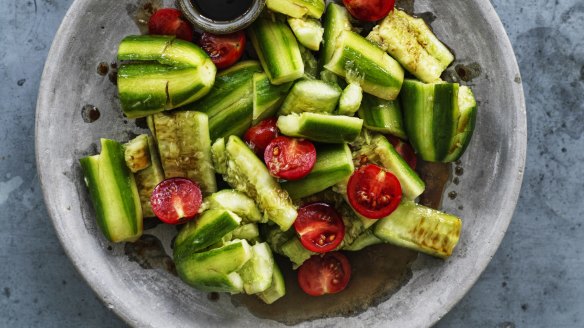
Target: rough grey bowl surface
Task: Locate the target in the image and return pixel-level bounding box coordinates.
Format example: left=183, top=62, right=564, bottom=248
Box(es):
left=35, top=0, right=526, bottom=327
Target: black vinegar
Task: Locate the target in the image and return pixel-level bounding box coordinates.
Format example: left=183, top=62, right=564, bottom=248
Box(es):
left=192, top=0, right=253, bottom=21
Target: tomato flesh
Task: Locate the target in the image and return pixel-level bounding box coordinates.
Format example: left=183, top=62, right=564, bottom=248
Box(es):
left=347, top=164, right=402, bottom=219
left=342, top=0, right=395, bottom=22
left=148, top=8, right=194, bottom=41
left=199, top=31, right=246, bottom=69
left=244, top=118, right=279, bottom=156
left=150, top=178, right=202, bottom=224
left=264, top=136, right=316, bottom=180
left=294, top=203, right=345, bottom=253
left=386, top=135, right=418, bottom=170
left=298, top=252, right=352, bottom=296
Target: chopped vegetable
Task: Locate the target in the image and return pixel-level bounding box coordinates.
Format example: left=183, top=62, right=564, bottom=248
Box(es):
left=199, top=31, right=246, bottom=69
left=347, top=164, right=402, bottom=219
left=148, top=8, right=194, bottom=41
left=264, top=136, right=317, bottom=180
left=294, top=202, right=345, bottom=253
left=297, top=252, right=351, bottom=296
left=150, top=178, right=203, bottom=224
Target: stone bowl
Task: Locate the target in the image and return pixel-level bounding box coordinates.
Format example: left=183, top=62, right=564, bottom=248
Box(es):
left=35, top=0, right=526, bottom=327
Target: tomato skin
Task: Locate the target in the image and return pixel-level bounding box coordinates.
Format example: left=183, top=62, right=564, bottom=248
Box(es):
left=264, top=136, right=317, bottom=181
left=150, top=178, right=202, bottom=224
left=386, top=135, right=418, bottom=170
left=199, top=31, right=246, bottom=69
left=148, top=8, right=194, bottom=41
left=244, top=118, right=279, bottom=155
left=342, top=0, right=395, bottom=22
left=294, top=203, right=345, bottom=253
left=298, top=252, right=352, bottom=296
left=347, top=164, right=402, bottom=219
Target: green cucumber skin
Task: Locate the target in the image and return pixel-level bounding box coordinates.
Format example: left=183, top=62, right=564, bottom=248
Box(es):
left=249, top=18, right=304, bottom=85
left=283, top=143, right=354, bottom=199
left=216, top=136, right=298, bottom=231
left=324, top=31, right=404, bottom=101
left=373, top=201, right=462, bottom=258
left=287, top=17, right=324, bottom=51
left=281, top=237, right=314, bottom=269
left=153, top=111, right=217, bottom=194
left=442, top=86, right=478, bottom=162
left=175, top=239, right=252, bottom=293
left=173, top=209, right=242, bottom=261
left=116, top=36, right=216, bottom=118
left=432, top=83, right=459, bottom=161
left=266, top=0, right=326, bottom=19
left=358, top=94, right=407, bottom=139
left=277, top=113, right=363, bottom=143
left=279, top=80, right=342, bottom=115
left=253, top=73, right=293, bottom=123
left=343, top=229, right=383, bottom=251
left=319, top=3, right=351, bottom=74
left=132, top=135, right=165, bottom=218
left=79, top=139, right=143, bottom=243
left=204, top=189, right=264, bottom=223
left=257, top=262, right=286, bottom=304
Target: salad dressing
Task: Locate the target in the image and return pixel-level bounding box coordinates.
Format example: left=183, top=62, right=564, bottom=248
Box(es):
left=191, top=0, right=253, bottom=21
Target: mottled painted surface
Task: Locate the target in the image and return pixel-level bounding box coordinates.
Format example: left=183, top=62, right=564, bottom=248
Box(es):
left=0, top=0, right=582, bottom=327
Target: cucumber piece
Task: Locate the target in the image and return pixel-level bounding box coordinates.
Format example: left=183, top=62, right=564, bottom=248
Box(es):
left=298, top=44, right=319, bottom=80
left=352, top=134, right=425, bottom=200
left=266, top=0, right=325, bottom=19
left=281, top=237, right=315, bottom=269
left=358, top=94, right=407, bottom=139
left=257, top=262, right=286, bottom=304
left=401, top=79, right=462, bottom=162
left=204, top=189, right=264, bottom=223
left=338, top=83, right=363, bottom=116
left=131, top=135, right=164, bottom=218
left=152, top=111, right=217, bottom=194
left=213, top=136, right=298, bottom=231
left=277, top=112, right=363, bottom=143
left=282, top=143, right=354, bottom=199
left=184, top=61, right=262, bottom=140
left=319, top=3, right=352, bottom=75
left=175, top=239, right=252, bottom=293
left=324, top=30, right=404, bottom=100
left=124, top=134, right=151, bottom=173
left=117, top=36, right=216, bottom=118
left=252, top=73, right=293, bottom=124
left=343, top=229, right=383, bottom=251
left=288, top=17, right=324, bottom=51
left=263, top=224, right=295, bottom=255
left=367, top=9, right=454, bottom=83
left=249, top=18, right=304, bottom=85
left=279, top=80, right=341, bottom=115
left=442, top=86, right=478, bottom=162
left=174, top=209, right=242, bottom=261
left=238, top=243, right=275, bottom=294
left=373, top=201, right=462, bottom=258
left=211, top=137, right=227, bottom=175
left=79, top=139, right=143, bottom=243
left=231, top=223, right=261, bottom=242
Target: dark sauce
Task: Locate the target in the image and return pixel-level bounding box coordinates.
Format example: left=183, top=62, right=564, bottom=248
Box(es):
left=81, top=104, right=100, bottom=123
left=97, top=62, right=109, bottom=76
left=192, top=0, right=253, bottom=21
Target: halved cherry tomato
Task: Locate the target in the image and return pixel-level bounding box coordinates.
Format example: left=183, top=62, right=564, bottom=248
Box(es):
left=294, top=203, right=345, bottom=253
left=347, top=164, right=402, bottom=219
left=264, top=136, right=316, bottom=180
left=199, top=31, right=246, bottom=69
left=148, top=8, right=194, bottom=41
left=386, top=135, right=418, bottom=170
left=298, top=252, right=352, bottom=296
left=150, top=178, right=202, bottom=224
left=244, top=118, right=279, bottom=156
left=342, top=0, right=395, bottom=22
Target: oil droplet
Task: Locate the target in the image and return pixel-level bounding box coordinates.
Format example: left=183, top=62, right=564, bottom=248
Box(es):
left=453, top=177, right=460, bottom=185
left=81, top=104, right=100, bottom=123
left=108, top=70, right=118, bottom=85
left=97, top=62, right=109, bottom=76
left=448, top=191, right=457, bottom=200
left=207, top=292, right=220, bottom=302
left=455, top=166, right=464, bottom=176
left=458, top=205, right=464, bottom=210
left=455, top=63, right=482, bottom=82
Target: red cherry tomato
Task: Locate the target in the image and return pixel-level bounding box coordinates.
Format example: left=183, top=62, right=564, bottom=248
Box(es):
left=347, top=164, right=402, bottom=219
left=150, top=178, right=202, bottom=224
left=148, top=8, right=194, bottom=41
left=264, top=136, right=316, bottom=180
left=342, top=0, right=395, bottom=22
left=298, top=252, right=352, bottom=296
left=244, top=118, right=279, bottom=155
left=294, top=203, right=345, bottom=253
left=386, top=135, right=418, bottom=170
left=199, top=31, right=246, bottom=69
